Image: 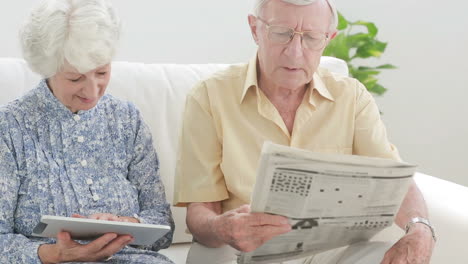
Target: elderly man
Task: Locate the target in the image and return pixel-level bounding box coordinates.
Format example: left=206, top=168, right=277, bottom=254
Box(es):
left=174, top=0, right=435, bottom=263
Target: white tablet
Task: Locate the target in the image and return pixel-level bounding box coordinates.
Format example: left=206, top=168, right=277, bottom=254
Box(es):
left=32, top=215, right=171, bottom=246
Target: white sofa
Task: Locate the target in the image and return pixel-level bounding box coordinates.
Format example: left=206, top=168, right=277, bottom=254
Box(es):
left=1, top=57, right=467, bottom=264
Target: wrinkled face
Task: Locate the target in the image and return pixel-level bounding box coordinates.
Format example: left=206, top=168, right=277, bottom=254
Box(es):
left=47, top=63, right=111, bottom=113
left=250, top=0, right=335, bottom=90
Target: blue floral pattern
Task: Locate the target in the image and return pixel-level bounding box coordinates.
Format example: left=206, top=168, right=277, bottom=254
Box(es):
left=0, top=80, right=174, bottom=263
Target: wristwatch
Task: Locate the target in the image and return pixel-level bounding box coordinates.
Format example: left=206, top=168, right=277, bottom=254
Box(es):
left=405, top=217, right=437, bottom=242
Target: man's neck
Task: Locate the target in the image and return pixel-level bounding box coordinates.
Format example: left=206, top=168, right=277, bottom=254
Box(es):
left=258, top=76, right=308, bottom=107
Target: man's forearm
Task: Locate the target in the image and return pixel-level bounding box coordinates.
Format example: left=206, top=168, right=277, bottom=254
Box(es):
left=395, top=180, right=429, bottom=229
left=186, top=202, right=225, bottom=248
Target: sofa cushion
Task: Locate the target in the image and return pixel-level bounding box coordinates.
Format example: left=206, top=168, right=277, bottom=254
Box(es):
left=0, top=57, right=349, bottom=243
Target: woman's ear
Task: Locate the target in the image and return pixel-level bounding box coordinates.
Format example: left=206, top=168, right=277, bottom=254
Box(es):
left=248, top=15, right=260, bottom=45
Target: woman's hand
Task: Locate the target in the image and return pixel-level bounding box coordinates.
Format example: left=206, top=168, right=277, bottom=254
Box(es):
left=37, top=213, right=141, bottom=263
left=38, top=231, right=133, bottom=264
left=72, top=213, right=140, bottom=223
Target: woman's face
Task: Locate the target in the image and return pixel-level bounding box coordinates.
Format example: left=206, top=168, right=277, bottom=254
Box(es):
left=47, top=63, right=111, bottom=113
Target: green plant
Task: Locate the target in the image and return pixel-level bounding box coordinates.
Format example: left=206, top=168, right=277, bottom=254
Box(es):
left=323, top=13, right=396, bottom=95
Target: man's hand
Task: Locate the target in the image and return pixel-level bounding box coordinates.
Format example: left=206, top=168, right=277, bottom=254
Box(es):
left=38, top=231, right=133, bottom=264
left=381, top=224, right=435, bottom=264
left=210, top=204, right=291, bottom=252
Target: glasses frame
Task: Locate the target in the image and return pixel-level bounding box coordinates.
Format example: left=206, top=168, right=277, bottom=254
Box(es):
left=256, top=16, right=330, bottom=51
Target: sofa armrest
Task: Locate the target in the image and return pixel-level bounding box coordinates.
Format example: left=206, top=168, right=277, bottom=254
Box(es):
left=373, top=173, right=468, bottom=264
left=414, top=172, right=468, bottom=264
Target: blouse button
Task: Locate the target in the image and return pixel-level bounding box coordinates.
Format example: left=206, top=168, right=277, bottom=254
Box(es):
left=73, top=115, right=81, bottom=121
left=86, top=179, right=93, bottom=185
left=92, top=194, right=100, bottom=201
left=77, top=136, right=85, bottom=143
left=81, top=160, right=88, bottom=167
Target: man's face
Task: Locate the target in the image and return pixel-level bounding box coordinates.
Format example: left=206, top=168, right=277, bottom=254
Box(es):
left=250, top=0, right=335, bottom=90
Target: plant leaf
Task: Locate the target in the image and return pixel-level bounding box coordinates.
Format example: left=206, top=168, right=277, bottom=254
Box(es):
left=368, top=83, right=387, bottom=95
left=324, top=12, right=395, bottom=96
left=337, top=12, right=348, bottom=30
left=352, top=21, right=378, bottom=37
left=347, top=33, right=372, bottom=48
left=376, top=64, right=397, bottom=69
left=324, top=33, right=350, bottom=61
left=355, top=40, right=387, bottom=58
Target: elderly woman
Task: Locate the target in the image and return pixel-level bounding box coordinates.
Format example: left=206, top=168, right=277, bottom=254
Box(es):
left=0, top=0, right=174, bottom=263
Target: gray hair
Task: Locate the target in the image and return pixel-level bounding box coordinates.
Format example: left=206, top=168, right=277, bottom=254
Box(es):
left=19, top=0, right=121, bottom=78
left=252, top=0, right=338, bottom=31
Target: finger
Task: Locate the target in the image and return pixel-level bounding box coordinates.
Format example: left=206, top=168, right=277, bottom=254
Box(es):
left=253, top=224, right=291, bottom=239
left=381, top=247, right=406, bottom=264
left=56, top=231, right=81, bottom=248
left=84, top=233, right=119, bottom=253
left=250, top=213, right=290, bottom=227
left=71, top=213, right=87, bottom=218
left=236, top=204, right=251, bottom=214
left=89, top=213, right=102, bottom=220
left=94, top=235, right=133, bottom=259
left=119, top=217, right=130, bottom=222
left=380, top=254, right=390, bottom=264
left=56, top=231, right=73, bottom=245
left=89, top=213, right=117, bottom=221
left=108, top=215, right=120, bottom=221
left=89, top=213, right=114, bottom=220
left=99, top=215, right=120, bottom=221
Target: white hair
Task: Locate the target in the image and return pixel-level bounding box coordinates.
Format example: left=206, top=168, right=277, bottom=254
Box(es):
left=19, top=0, right=121, bottom=78
left=252, top=0, right=338, bottom=31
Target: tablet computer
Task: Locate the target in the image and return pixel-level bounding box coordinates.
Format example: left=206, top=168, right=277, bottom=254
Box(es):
left=32, top=215, right=171, bottom=246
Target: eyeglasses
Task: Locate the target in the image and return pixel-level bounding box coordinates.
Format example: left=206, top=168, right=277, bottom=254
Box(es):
left=256, top=17, right=329, bottom=51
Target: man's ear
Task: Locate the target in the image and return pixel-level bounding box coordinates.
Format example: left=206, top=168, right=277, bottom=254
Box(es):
left=248, top=15, right=259, bottom=45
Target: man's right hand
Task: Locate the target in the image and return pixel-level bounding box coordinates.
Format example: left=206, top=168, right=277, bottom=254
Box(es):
left=38, top=231, right=133, bottom=263
left=209, top=204, right=291, bottom=252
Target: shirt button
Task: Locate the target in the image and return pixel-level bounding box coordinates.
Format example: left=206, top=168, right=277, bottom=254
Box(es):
left=86, top=179, right=93, bottom=185
left=74, top=115, right=81, bottom=121
left=77, top=136, right=85, bottom=143
left=92, top=194, right=100, bottom=201
left=81, top=160, right=88, bottom=167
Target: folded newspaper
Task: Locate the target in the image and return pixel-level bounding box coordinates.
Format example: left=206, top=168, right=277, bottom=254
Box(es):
left=237, top=142, right=417, bottom=264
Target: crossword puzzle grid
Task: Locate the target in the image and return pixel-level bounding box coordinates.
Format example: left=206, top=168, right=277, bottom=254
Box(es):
left=270, top=170, right=313, bottom=197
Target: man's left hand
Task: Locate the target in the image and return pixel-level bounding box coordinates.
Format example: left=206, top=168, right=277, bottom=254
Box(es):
left=381, top=224, right=435, bottom=264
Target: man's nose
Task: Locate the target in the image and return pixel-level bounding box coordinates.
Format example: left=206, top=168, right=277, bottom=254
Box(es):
left=284, top=33, right=304, bottom=58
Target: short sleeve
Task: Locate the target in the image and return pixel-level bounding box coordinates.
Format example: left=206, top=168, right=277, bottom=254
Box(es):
left=353, top=80, right=401, bottom=161
left=173, top=82, right=229, bottom=207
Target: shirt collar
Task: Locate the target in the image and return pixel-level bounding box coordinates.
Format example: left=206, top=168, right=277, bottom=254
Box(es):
left=310, top=70, right=335, bottom=105
left=240, top=55, right=259, bottom=104
left=240, top=55, right=335, bottom=105
left=37, top=79, right=98, bottom=120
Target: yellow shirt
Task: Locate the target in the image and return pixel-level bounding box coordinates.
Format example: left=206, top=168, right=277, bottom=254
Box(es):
left=173, top=56, right=400, bottom=212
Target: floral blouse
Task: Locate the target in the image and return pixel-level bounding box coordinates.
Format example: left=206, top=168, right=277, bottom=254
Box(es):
left=0, top=80, right=174, bottom=263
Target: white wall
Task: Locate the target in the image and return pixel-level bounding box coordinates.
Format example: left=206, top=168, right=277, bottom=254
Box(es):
left=1, top=0, right=467, bottom=187
left=334, top=0, right=468, bottom=187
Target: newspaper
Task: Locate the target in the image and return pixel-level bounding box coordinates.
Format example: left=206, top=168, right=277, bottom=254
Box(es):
left=237, top=142, right=416, bottom=264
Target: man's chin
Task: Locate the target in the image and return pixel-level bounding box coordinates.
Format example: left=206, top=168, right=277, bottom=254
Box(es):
left=274, top=73, right=308, bottom=87
left=275, top=79, right=308, bottom=90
